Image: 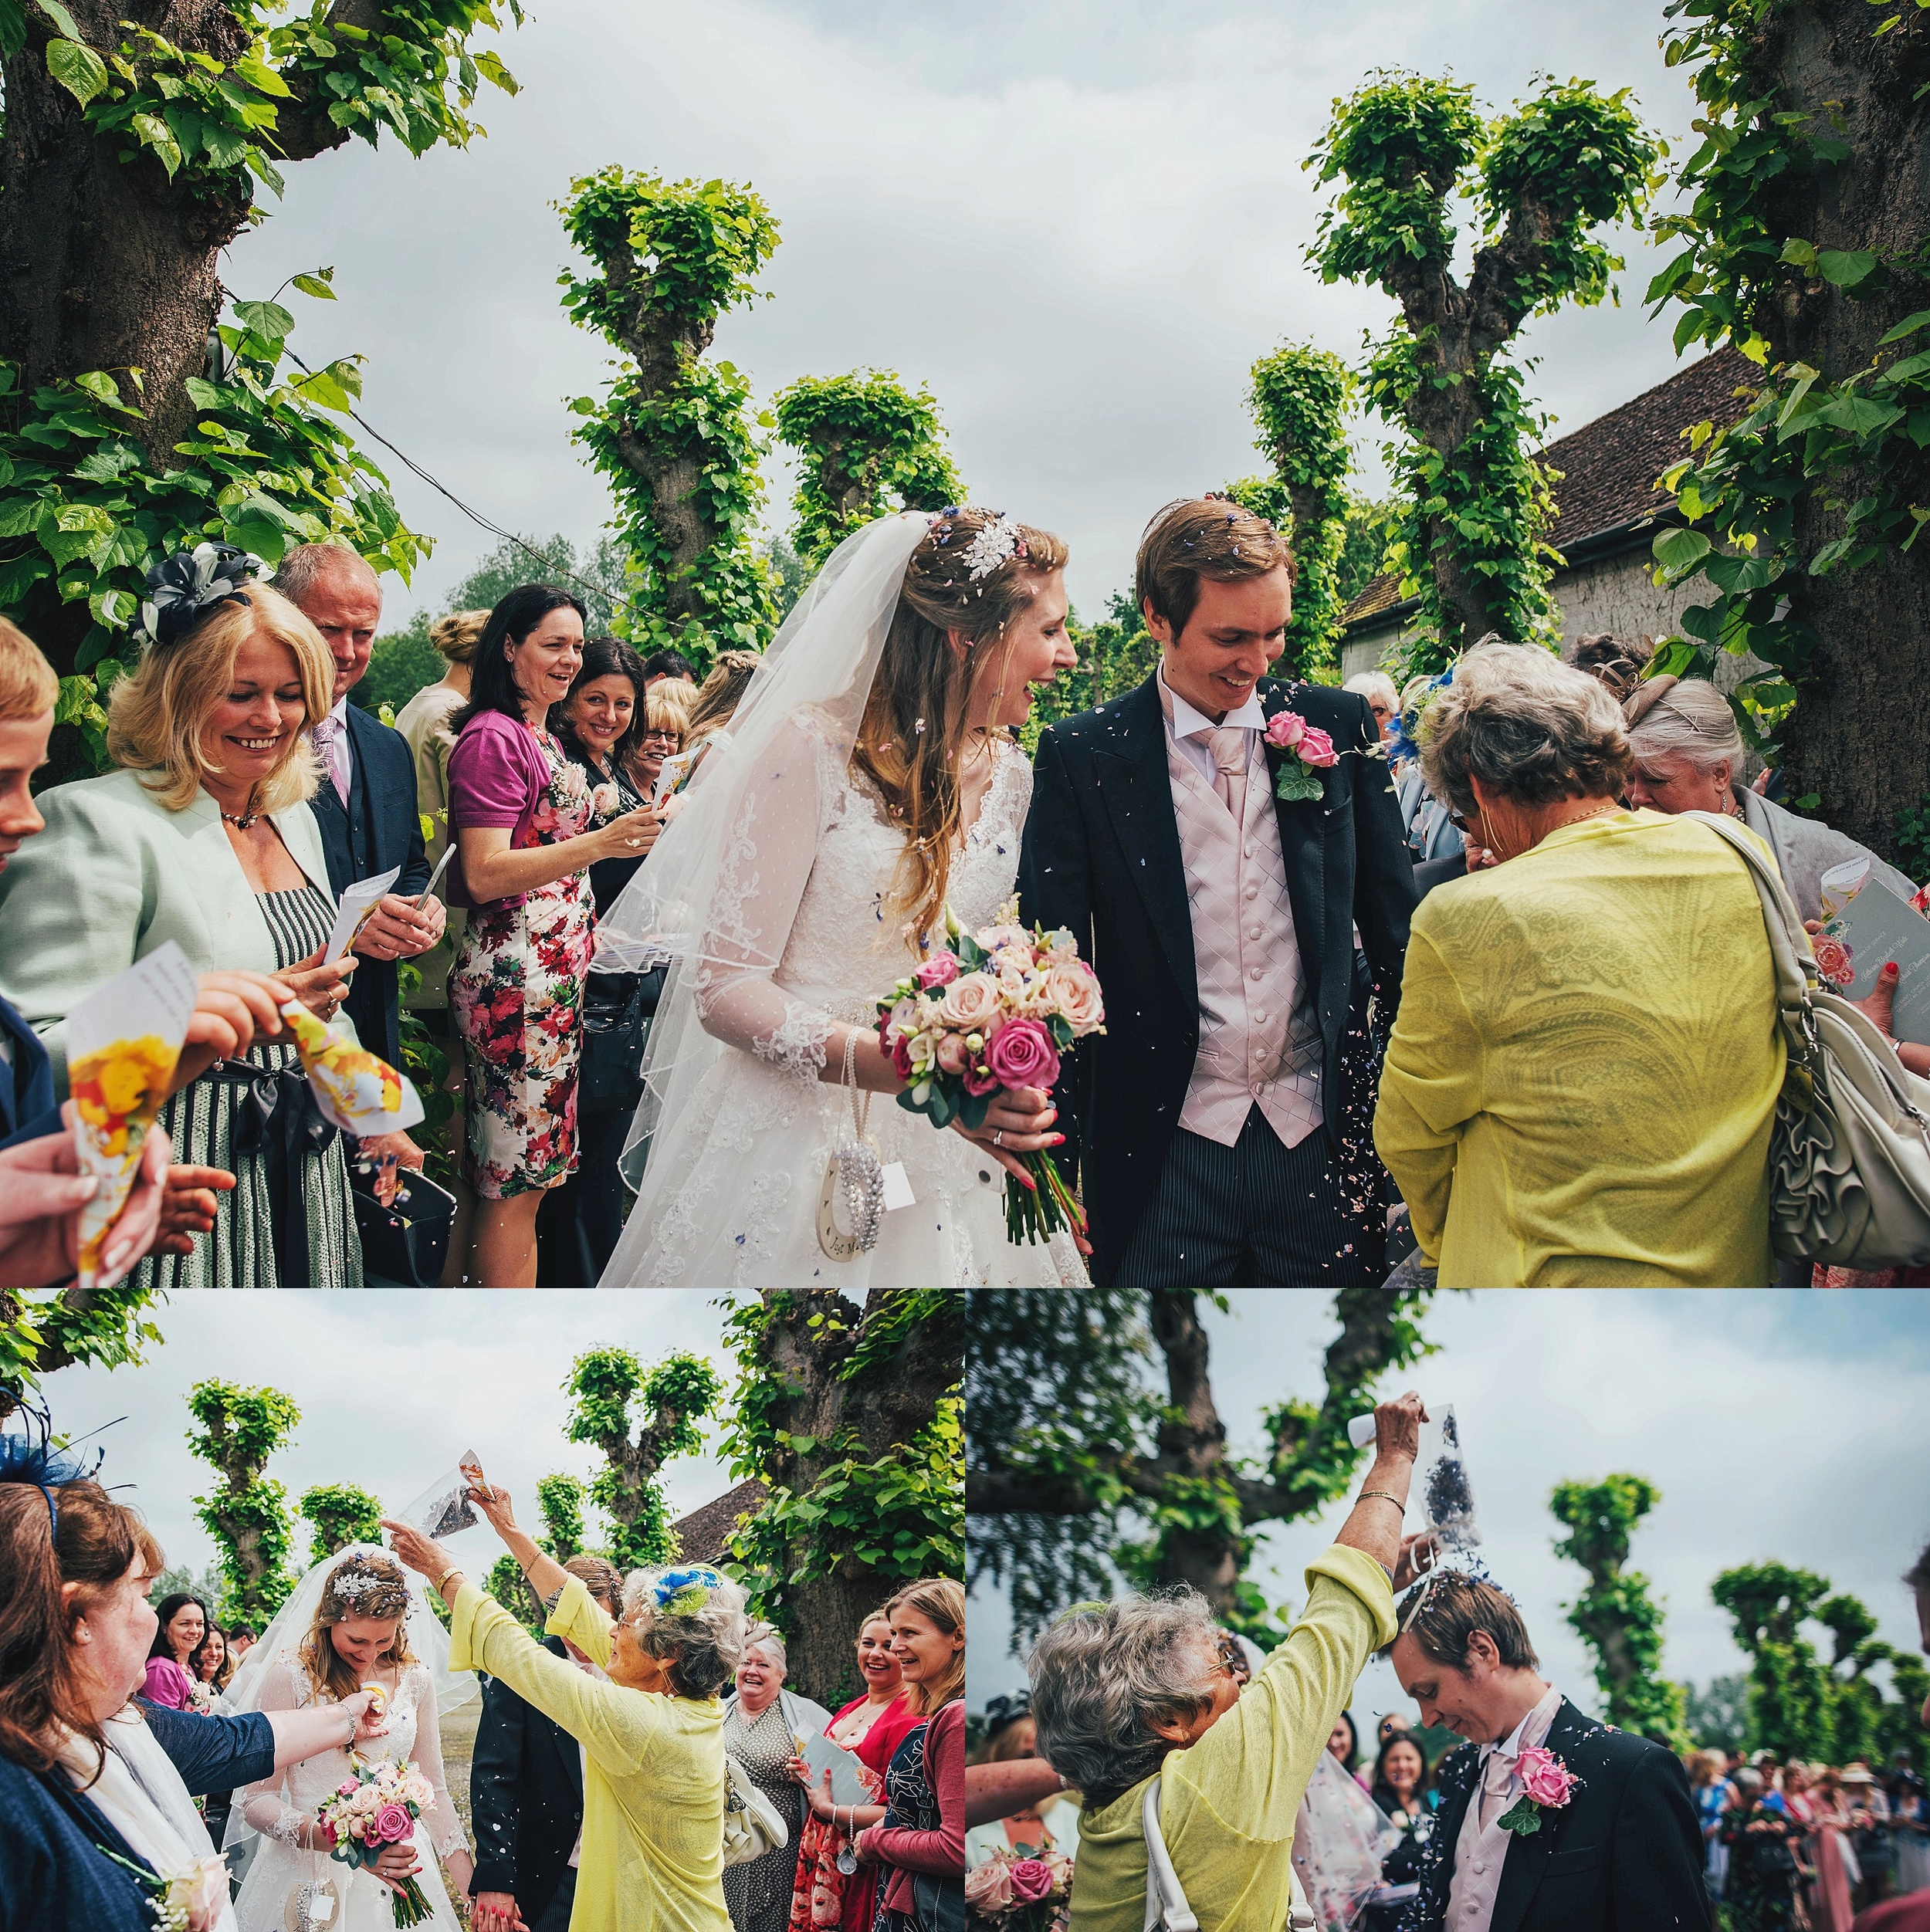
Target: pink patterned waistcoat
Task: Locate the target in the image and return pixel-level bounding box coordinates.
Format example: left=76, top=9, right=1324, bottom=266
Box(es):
left=1161, top=698, right=1324, bottom=1149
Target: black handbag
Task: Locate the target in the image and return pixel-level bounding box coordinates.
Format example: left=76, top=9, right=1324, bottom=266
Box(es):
left=350, top=1168, right=456, bottom=1287
left=580, top=966, right=664, bottom=1114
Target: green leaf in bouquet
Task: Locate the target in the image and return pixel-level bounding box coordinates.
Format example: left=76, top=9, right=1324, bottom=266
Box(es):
left=957, top=1089, right=992, bottom=1132
left=1047, top=1013, right=1074, bottom=1049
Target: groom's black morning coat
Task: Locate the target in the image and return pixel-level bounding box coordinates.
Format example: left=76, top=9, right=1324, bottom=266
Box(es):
left=1397, top=1698, right=1707, bottom=1932
left=469, top=1636, right=586, bottom=1924
left=1018, top=673, right=1416, bottom=1286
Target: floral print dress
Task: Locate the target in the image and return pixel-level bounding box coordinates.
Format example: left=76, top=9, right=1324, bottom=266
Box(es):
left=450, top=729, right=597, bottom=1199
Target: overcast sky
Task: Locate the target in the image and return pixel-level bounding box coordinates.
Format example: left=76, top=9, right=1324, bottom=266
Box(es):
left=967, top=1289, right=1930, bottom=1731
left=39, top=1291, right=746, bottom=1585
left=222, top=0, right=1702, bottom=628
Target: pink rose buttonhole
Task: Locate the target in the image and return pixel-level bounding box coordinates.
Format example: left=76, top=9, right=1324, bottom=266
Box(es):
left=1497, top=1746, right=1580, bottom=1836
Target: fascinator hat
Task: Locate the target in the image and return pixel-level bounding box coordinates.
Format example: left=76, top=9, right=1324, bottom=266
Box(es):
left=651, top=1565, right=726, bottom=1616
left=130, top=541, right=266, bottom=651
left=0, top=1398, right=107, bottom=1533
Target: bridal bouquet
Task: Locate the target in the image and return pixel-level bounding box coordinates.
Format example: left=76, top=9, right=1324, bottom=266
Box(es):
left=875, top=899, right=1103, bottom=1246
left=317, top=1757, right=438, bottom=1927
left=966, top=1846, right=1075, bottom=1932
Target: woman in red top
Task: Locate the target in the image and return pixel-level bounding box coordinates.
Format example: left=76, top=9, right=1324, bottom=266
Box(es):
left=789, top=1610, right=922, bottom=1932
left=860, top=1579, right=966, bottom=1932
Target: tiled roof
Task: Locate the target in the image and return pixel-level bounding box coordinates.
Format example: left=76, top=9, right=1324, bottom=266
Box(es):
left=1339, top=345, right=1759, bottom=630
left=671, top=1477, right=768, bottom=1563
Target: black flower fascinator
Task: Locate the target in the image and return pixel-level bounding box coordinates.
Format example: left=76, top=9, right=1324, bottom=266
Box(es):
left=132, top=540, right=266, bottom=651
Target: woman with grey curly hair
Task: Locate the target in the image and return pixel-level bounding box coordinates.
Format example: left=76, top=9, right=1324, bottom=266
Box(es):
left=1026, top=1394, right=1434, bottom=1932
left=384, top=1484, right=751, bottom=1932
left=1373, top=640, right=1786, bottom=1287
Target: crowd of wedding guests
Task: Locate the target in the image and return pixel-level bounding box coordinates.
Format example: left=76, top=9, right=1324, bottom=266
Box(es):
left=0, top=1447, right=964, bottom=1932
left=0, top=545, right=764, bottom=1291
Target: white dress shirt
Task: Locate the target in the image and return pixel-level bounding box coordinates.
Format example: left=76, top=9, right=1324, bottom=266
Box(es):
left=313, top=694, right=354, bottom=806
left=1158, top=661, right=1269, bottom=783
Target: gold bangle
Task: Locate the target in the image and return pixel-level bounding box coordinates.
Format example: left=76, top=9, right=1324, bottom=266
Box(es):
left=434, top=1566, right=466, bottom=1594
left=1356, top=1489, right=1406, bottom=1511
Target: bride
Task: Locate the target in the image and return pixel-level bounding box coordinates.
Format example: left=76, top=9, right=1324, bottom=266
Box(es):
left=222, top=1545, right=476, bottom=1931
left=596, top=507, right=1089, bottom=1287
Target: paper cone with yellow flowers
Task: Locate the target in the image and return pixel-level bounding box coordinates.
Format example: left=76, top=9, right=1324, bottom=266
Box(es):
left=278, top=1000, right=425, bottom=1135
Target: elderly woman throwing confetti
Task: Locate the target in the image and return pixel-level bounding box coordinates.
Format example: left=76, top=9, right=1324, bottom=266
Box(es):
left=383, top=1483, right=752, bottom=1932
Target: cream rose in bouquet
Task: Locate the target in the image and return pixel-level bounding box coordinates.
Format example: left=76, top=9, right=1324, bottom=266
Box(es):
left=875, top=899, right=1104, bottom=1245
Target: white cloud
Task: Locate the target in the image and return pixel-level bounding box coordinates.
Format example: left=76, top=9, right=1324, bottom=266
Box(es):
left=41, top=1291, right=745, bottom=1582
left=968, top=1289, right=1930, bottom=1730
left=224, top=0, right=1702, bottom=628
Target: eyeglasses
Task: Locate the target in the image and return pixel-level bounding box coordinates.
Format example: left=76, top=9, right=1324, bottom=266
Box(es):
left=641, top=728, right=682, bottom=745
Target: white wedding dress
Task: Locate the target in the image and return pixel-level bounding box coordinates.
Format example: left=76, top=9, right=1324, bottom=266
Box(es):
left=600, top=719, right=1085, bottom=1287
left=231, top=1652, right=468, bottom=1932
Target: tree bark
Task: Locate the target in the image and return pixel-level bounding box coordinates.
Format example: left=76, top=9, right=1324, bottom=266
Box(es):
left=750, top=1289, right=963, bottom=1706
left=1740, top=0, right=1930, bottom=859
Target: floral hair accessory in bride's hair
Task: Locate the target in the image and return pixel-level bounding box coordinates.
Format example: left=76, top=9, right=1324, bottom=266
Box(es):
left=131, top=541, right=265, bottom=651
left=962, top=511, right=1028, bottom=583
left=651, top=1565, right=725, bottom=1616
left=326, top=1551, right=411, bottom=1619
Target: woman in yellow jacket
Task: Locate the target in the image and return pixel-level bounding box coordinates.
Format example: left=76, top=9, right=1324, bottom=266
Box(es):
left=384, top=1487, right=747, bottom=1932
left=1373, top=642, right=1784, bottom=1287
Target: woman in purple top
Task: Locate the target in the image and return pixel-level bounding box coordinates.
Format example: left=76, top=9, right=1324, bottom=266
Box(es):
left=446, top=586, right=659, bottom=1287
left=140, top=1592, right=207, bottom=1710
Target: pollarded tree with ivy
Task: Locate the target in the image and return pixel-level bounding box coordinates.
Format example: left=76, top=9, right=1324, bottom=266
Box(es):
left=186, top=1378, right=300, bottom=1626
left=483, top=1475, right=594, bottom=1634
left=1644, top=0, right=1930, bottom=858
left=720, top=1290, right=963, bottom=1707
left=559, top=170, right=781, bottom=670
left=968, top=1286, right=1441, bottom=1649
left=562, top=1346, right=721, bottom=1573
left=297, top=1481, right=383, bottom=1567
left=1712, top=1561, right=1835, bottom=1758
left=774, top=371, right=965, bottom=571
left=1549, top=1474, right=1689, bottom=1747
left=1309, top=72, right=1658, bottom=673
left=0, top=0, right=520, bottom=749
left=1243, top=343, right=1356, bottom=679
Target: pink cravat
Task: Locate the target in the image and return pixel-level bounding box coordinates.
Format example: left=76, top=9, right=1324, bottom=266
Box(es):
left=1205, top=726, right=1248, bottom=821
left=311, top=714, right=348, bottom=807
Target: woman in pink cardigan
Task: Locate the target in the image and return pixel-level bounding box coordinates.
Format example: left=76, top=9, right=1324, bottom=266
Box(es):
left=140, top=1592, right=208, bottom=1710
left=858, top=1579, right=964, bottom=1932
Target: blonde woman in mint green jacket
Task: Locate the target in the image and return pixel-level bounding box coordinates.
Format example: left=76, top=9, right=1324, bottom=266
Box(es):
left=0, top=566, right=361, bottom=1287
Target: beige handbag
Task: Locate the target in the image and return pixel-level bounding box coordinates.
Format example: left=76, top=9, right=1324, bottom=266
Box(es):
left=1141, top=1775, right=1315, bottom=1932
left=1690, top=810, right=1930, bottom=1270
left=723, top=1750, right=790, bottom=1868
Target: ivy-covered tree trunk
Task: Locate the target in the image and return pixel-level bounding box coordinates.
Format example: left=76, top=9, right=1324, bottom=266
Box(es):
left=0, top=0, right=515, bottom=675
left=186, top=1378, right=300, bottom=1625
left=562, top=1346, right=721, bottom=1574
left=722, top=1290, right=963, bottom=1707
left=968, top=1284, right=1440, bottom=1648
left=1549, top=1475, right=1688, bottom=1746
left=1723, top=0, right=1930, bottom=855
left=1712, top=1561, right=1834, bottom=1758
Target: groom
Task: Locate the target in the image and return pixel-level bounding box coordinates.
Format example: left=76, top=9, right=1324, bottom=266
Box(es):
left=1019, top=496, right=1416, bottom=1286
left=1387, top=1572, right=1706, bottom=1932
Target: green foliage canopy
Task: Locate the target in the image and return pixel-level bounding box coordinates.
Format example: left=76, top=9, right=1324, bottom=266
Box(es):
left=185, top=1379, right=300, bottom=1624
left=774, top=370, right=964, bottom=570
left=298, top=1481, right=384, bottom=1566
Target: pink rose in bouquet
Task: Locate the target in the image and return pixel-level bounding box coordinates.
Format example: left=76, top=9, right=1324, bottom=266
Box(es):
left=1515, top=1746, right=1578, bottom=1809
left=967, top=1862, right=1016, bottom=1913
left=1007, top=1859, right=1056, bottom=1904
left=916, top=950, right=961, bottom=990
left=374, top=1803, right=415, bottom=1844
left=985, top=1017, right=1061, bottom=1091
left=936, top=1033, right=970, bottom=1075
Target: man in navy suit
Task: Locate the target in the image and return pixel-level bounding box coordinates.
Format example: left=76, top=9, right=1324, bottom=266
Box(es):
left=1387, top=1570, right=1705, bottom=1932
left=274, top=546, right=442, bottom=1176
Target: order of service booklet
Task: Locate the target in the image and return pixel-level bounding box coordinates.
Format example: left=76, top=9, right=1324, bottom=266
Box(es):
left=1817, top=873, right=1930, bottom=1047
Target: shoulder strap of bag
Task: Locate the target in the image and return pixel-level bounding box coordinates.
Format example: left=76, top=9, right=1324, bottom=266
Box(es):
left=1681, top=809, right=1820, bottom=1020
left=1139, top=1774, right=1314, bottom=1932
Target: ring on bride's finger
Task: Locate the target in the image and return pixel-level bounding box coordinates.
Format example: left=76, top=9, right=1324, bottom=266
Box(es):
left=993, top=1129, right=1004, bottom=1148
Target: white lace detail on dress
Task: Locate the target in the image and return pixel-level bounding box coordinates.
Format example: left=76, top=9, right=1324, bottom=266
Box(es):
left=753, top=998, right=835, bottom=1081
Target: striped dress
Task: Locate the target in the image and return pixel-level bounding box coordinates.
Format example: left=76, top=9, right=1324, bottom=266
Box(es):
left=134, top=885, right=363, bottom=1289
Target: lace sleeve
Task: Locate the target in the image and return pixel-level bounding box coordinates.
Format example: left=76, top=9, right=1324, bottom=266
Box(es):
left=402, top=1668, right=470, bottom=1863
left=239, top=1656, right=319, bottom=1847
left=693, top=718, right=844, bottom=1081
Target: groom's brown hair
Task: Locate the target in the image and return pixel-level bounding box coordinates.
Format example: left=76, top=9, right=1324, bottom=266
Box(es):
left=1390, top=1572, right=1539, bottom=1673
left=1136, top=496, right=1296, bottom=639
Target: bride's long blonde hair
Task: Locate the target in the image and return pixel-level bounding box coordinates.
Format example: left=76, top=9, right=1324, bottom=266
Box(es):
left=298, top=1549, right=418, bottom=1704
left=851, top=508, right=1068, bottom=946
